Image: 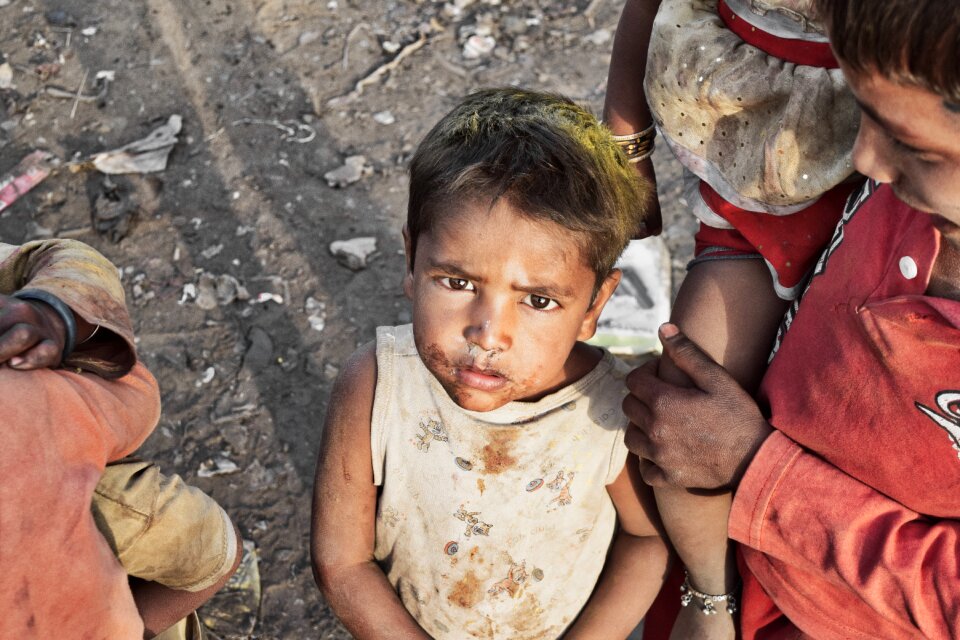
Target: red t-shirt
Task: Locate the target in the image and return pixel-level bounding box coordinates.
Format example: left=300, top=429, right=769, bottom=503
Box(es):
left=730, top=183, right=960, bottom=638
left=0, top=364, right=160, bottom=638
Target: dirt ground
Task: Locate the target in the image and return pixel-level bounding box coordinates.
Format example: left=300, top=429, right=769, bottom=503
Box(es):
left=0, top=1, right=694, bottom=637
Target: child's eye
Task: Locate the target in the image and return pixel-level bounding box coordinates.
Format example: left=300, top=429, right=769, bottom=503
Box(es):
left=523, top=294, right=559, bottom=311
left=440, top=277, right=475, bottom=291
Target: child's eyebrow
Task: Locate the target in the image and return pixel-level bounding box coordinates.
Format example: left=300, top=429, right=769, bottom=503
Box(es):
left=426, top=259, right=478, bottom=280
left=514, top=281, right=576, bottom=299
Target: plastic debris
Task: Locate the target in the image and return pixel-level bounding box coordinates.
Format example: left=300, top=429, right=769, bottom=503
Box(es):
left=324, top=155, right=371, bottom=188
left=89, top=114, right=182, bottom=174
left=373, top=110, right=395, bottom=125
left=583, top=29, right=612, bottom=46
left=590, top=237, right=672, bottom=355
left=462, top=34, right=496, bottom=59
left=250, top=291, right=283, bottom=305
left=92, top=177, right=138, bottom=242
left=197, top=456, right=239, bottom=478
left=231, top=117, right=315, bottom=144
left=198, top=366, right=216, bottom=385
left=305, top=296, right=326, bottom=332
left=201, top=539, right=261, bottom=635
left=0, top=62, right=13, bottom=89
left=330, top=236, right=377, bottom=270
left=0, top=150, right=58, bottom=215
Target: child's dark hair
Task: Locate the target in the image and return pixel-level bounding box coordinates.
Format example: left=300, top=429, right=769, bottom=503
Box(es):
left=407, top=88, right=650, bottom=290
left=814, top=0, right=960, bottom=109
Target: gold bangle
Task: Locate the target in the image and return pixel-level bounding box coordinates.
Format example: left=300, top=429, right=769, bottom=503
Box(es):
left=610, top=123, right=656, bottom=143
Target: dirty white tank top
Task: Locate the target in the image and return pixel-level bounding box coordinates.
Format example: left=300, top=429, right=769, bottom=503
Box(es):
left=371, top=325, right=631, bottom=639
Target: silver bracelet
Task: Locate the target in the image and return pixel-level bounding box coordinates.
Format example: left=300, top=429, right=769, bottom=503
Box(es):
left=680, top=571, right=738, bottom=615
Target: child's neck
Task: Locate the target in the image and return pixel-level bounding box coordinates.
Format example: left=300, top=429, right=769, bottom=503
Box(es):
left=929, top=233, right=960, bottom=301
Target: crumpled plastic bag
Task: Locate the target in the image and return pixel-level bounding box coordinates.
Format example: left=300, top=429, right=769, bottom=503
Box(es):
left=91, top=114, right=182, bottom=174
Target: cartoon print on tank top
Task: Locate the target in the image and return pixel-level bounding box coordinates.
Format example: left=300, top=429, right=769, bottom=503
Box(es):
left=916, top=391, right=960, bottom=460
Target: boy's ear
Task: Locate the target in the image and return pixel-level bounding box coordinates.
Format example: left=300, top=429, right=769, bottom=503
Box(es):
left=402, top=225, right=414, bottom=300
left=577, top=269, right=621, bottom=341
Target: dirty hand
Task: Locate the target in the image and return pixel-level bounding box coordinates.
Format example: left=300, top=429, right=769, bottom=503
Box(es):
left=0, top=293, right=67, bottom=369
left=633, top=157, right=662, bottom=238
left=622, top=324, right=773, bottom=490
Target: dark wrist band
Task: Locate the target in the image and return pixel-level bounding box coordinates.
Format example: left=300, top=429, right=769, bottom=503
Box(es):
left=12, top=289, right=77, bottom=364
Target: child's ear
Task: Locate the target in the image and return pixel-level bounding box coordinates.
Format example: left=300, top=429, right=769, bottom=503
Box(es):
left=577, top=269, right=621, bottom=341
left=402, top=225, right=414, bottom=299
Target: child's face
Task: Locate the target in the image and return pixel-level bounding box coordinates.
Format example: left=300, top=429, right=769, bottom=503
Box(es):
left=842, top=64, right=960, bottom=245
left=403, top=199, right=619, bottom=412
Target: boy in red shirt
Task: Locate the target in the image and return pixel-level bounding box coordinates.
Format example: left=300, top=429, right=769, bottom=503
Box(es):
left=622, top=0, right=960, bottom=637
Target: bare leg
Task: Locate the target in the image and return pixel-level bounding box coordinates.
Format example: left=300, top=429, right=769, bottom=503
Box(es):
left=132, top=525, right=244, bottom=639
left=657, top=259, right=788, bottom=639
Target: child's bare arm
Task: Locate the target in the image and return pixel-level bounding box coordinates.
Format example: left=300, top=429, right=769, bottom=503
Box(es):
left=604, top=0, right=664, bottom=236
left=654, top=259, right=789, bottom=638
left=310, top=343, right=430, bottom=640
left=565, top=453, right=671, bottom=639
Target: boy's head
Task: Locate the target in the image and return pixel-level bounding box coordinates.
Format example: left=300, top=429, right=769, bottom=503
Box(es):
left=402, top=89, right=649, bottom=412
left=815, top=0, right=960, bottom=231
left=406, top=88, right=649, bottom=293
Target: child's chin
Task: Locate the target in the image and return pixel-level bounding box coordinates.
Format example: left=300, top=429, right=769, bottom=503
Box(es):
left=447, top=388, right=511, bottom=413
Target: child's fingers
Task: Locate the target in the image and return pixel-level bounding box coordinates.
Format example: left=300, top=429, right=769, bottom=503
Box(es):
left=657, top=323, right=728, bottom=392
left=8, top=339, right=62, bottom=369
left=0, top=323, right=45, bottom=366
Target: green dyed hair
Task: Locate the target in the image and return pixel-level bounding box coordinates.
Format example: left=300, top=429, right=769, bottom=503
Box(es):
left=814, top=0, right=960, bottom=107
left=407, top=88, right=651, bottom=290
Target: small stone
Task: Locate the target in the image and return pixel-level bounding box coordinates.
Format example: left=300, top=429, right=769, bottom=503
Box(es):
left=81, top=26, right=98, bottom=36
left=323, top=155, right=371, bottom=188
left=44, top=9, right=77, bottom=26
left=298, top=30, right=320, bottom=46
left=373, top=110, right=395, bottom=125
left=324, top=363, right=340, bottom=381
left=382, top=40, right=400, bottom=54
left=243, top=326, right=274, bottom=372
left=195, top=273, right=219, bottom=310
left=0, top=63, right=13, bottom=89
left=462, top=34, right=495, bottom=59
left=329, top=236, right=377, bottom=270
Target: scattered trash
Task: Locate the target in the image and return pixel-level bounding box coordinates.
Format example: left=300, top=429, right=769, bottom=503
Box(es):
left=250, top=291, right=283, bottom=305
left=201, top=243, right=224, bottom=259
left=323, top=155, right=371, bottom=188
left=81, top=26, right=98, bottom=37
left=327, top=31, right=429, bottom=106
left=179, top=283, right=197, bottom=304
left=462, top=34, right=496, bottom=59
left=590, top=237, right=672, bottom=355
left=0, top=62, right=12, bottom=89
left=381, top=40, right=400, bottom=54
left=197, top=456, right=239, bottom=478
left=243, top=326, right=274, bottom=372
left=86, top=114, right=182, bottom=174
left=373, top=110, right=395, bottom=125
left=201, top=539, right=261, bottom=635
left=215, top=274, right=250, bottom=305
left=198, top=366, right=216, bottom=385
left=330, top=236, right=377, bottom=270
left=583, top=28, right=611, bottom=46
left=305, top=296, right=326, bottom=332
left=44, top=9, right=77, bottom=27
left=92, top=177, right=138, bottom=242
left=0, top=150, right=58, bottom=215
left=35, top=62, right=60, bottom=80
left=231, top=117, right=315, bottom=144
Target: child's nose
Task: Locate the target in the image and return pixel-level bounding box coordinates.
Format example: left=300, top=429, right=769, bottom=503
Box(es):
left=465, top=299, right=513, bottom=353
left=852, top=114, right=898, bottom=185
